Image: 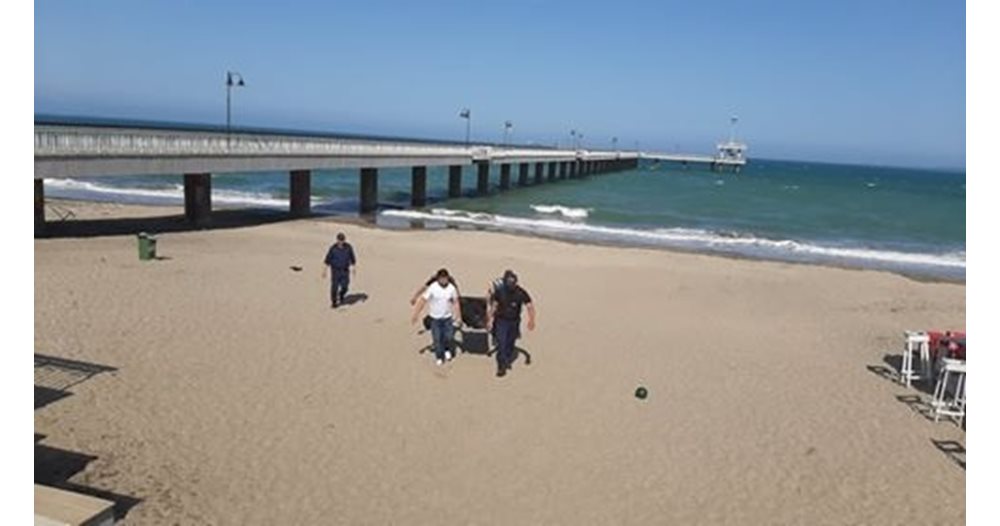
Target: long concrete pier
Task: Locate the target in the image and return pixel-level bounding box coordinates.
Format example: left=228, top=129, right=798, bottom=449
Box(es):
left=34, top=123, right=640, bottom=234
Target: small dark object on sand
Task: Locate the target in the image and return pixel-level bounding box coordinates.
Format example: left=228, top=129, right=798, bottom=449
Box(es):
left=290, top=265, right=303, bottom=272
left=635, top=386, right=648, bottom=400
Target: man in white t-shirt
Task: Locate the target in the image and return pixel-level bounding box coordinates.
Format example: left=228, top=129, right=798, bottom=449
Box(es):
left=410, top=268, right=462, bottom=365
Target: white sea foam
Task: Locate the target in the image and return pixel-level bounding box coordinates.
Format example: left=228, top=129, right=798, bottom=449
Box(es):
left=45, top=177, right=308, bottom=209
left=530, top=204, right=591, bottom=219
left=380, top=208, right=966, bottom=275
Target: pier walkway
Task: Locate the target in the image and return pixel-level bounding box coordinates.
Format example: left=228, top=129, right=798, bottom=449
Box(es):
left=35, top=122, right=639, bottom=234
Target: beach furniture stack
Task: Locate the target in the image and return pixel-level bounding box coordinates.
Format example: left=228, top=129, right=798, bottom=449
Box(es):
left=900, top=330, right=966, bottom=427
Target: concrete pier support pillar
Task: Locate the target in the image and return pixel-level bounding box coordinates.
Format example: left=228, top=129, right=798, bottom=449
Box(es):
left=476, top=162, right=490, bottom=196
left=411, top=166, right=427, bottom=207
left=547, top=161, right=557, bottom=182
left=569, top=161, right=578, bottom=178
left=534, top=162, right=544, bottom=184
left=499, top=163, right=511, bottom=190
left=360, top=167, right=379, bottom=214
left=448, top=165, right=463, bottom=198
left=183, top=173, right=212, bottom=226
left=559, top=161, right=568, bottom=179
left=289, top=170, right=312, bottom=217
left=518, top=163, right=530, bottom=186
left=35, top=179, right=45, bottom=235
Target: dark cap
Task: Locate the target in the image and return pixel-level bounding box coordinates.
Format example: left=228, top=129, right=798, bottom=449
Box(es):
left=436, top=268, right=450, bottom=278
left=503, top=269, right=518, bottom=282
left=336, top=232, right=346, bottom=241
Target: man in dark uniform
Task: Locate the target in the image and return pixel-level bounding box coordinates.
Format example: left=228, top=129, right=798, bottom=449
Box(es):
left=486, top=270, right=536, bottom=377
left=322, top=233, right=356, bottom=308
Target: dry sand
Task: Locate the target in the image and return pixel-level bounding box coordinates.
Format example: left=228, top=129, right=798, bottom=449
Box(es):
left=35, top=200, right=966, bottom=525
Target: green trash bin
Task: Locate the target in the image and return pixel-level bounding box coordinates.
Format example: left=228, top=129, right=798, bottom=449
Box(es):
left=137, top=232, right=157, bottom=261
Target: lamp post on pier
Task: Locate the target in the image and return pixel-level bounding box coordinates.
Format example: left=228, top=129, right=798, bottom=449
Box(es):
left=459, top=108, right=472, bottom=146
left=225, top=71, right=245, bottom=145
left=503, top=120, right=513, bottom=146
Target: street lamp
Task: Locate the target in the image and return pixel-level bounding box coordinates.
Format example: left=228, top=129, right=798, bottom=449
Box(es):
left=225, top=71, right=246, bottom=139
left=503, top=120, right=513, bottom=146
left=459, top=108, right=471, bottom=146
left=612, top=136, right=618, bottom=151
left=570, top=129, right=577, bottom=149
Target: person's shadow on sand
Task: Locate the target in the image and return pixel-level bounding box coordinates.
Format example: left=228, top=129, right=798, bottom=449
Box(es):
left=339, top=293, right=369, bottom=306
left=487, top=346, right=532, bottom=367
left=413, top=339, right=533, bottom=369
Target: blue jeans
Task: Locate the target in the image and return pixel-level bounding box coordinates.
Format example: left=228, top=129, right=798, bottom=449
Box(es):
left=495, top=318, right=520, bottom=369
left=330, top=269, right=350, bottom=305
left=429, top=317, right=455, bottom=360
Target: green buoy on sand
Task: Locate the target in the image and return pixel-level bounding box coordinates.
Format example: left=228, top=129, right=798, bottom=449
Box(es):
left=635, top=386, right=648, bottom=400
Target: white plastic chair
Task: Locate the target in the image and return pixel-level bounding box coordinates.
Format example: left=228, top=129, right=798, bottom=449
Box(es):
left=900, top=331, right=931, bottom=388
left=931, top=357, right=966, bottom=427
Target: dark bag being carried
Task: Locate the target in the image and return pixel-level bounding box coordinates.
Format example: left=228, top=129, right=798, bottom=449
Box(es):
left=457, top=297, right=490, bottom=354
left=460, top=297, right=488, bottom=329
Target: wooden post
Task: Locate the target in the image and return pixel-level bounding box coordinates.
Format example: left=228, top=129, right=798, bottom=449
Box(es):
left=499, top=163, right=511, bottom=190
left=448, top=165, right=462, bottom=198
left=35, top=179, right=45, bottom=236
left=477, top=162, right=490, bottom=196
left=518, top=163, right=529, bottom=186
left=411, top=166, right=427, bottom=207
left=534, top=162, right=544, bottom=184
left=290, top=170, right=311, bottom=217
left=360, top=167, right=378, bottom=214
left=183, top=173, right=212, bottom=226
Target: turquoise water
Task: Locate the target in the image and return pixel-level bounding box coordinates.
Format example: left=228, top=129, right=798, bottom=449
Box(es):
left=46, top=158, right=965, bottom=280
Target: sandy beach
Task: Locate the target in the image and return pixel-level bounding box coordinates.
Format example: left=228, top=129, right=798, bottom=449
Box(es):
left=34, top=200, right=966, bottom=524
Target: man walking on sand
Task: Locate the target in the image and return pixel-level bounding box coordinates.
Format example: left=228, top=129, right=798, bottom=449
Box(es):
left=411, top=268, right=462, bottom=366
left=487, top=270, right=536, bottom=377
left=322, top=233, right=356, bottom=308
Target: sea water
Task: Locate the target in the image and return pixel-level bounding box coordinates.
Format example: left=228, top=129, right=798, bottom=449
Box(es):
left=45, top=157, right=965, bottom=280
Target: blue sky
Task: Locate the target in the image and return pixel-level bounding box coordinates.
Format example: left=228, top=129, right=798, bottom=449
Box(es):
left=35, top=0, right=965, bottom=168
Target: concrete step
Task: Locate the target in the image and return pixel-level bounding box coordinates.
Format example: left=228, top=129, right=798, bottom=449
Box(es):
left=34, top=484, right=115, bottom=526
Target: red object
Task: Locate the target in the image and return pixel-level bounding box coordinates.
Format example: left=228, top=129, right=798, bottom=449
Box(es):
left=927, top=330, right=966, bottom=361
